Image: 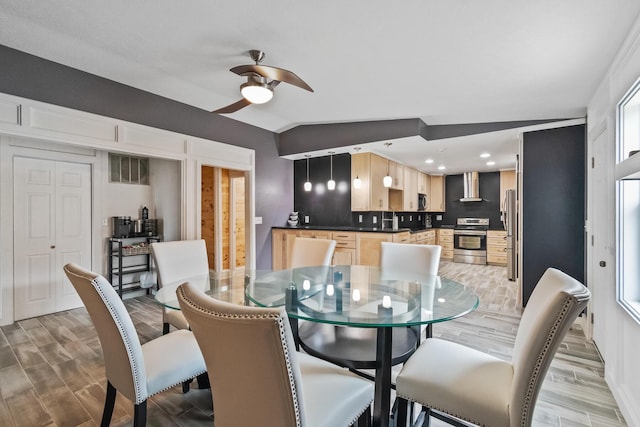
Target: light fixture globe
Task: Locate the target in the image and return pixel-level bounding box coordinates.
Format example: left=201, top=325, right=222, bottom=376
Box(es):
left=304, top=181, right=312, bottom=191
left=383, top=175, right=392, bottom=187
left=327, top=179, right=336, bottom=190
left=353, top=176, right=362, bottom=189
left=240, top=75, right=273, bottom=104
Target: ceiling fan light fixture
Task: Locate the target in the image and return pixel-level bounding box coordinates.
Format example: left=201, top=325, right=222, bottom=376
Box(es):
left=240, top=76, right=273, bottom=104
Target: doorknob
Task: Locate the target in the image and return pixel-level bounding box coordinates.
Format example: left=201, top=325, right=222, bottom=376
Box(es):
left=50, top=245, right=56, bottom=249
left=599, top=260, right=606, bottom=267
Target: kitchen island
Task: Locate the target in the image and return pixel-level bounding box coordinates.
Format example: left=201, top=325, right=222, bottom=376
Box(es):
left=272, top=225, right=440, bottom=269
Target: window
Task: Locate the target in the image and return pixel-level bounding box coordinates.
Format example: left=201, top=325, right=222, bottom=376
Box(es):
left=109, top=153, right=149, bottom=185
left=616, top=77, right=640, bottom=322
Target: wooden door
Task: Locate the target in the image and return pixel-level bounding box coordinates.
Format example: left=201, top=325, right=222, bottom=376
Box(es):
left=14, top=157, right=90, bottom=320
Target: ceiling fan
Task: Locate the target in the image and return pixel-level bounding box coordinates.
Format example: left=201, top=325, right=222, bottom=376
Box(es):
left=212, top=50, right=314, bottom=114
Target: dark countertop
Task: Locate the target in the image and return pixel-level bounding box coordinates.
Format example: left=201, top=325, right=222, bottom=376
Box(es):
left=272, top=225, right=413, bottom=234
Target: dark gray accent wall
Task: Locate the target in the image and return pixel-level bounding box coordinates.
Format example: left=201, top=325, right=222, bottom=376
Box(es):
left=0, top=44, right=289, bottom=269
left=293, top=154, right=352, bottom=226
left=441, top=173, right=502, bottom=228
left=521, top=124, right=586, bottom=305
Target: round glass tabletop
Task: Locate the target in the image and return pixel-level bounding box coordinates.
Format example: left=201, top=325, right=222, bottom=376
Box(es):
left=154, top=265, right=479, bottom=328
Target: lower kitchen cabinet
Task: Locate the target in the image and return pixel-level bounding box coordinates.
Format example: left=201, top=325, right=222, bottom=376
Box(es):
left=271, top=228, right=331, bottom=270
left=331, top=231, right=357, bottom=265
left=487, top=230, right=508, bottom=266
left=357, top=233, right=393, bottom=266
left=437, top=228, right=454, bottom=260
left=411, top=229, right=436, bottom=245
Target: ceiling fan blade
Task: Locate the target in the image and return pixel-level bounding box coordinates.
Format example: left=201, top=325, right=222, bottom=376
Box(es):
left=230, top=64, right=313, bottom=92
left=211, top=98, right=251, bottom=114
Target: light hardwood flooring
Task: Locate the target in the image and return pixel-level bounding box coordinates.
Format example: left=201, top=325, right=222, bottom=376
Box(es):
left=0, top=261, right=627, bottom=426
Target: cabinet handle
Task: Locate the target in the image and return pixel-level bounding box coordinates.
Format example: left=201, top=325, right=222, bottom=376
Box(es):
left=50, top=245, right=56, bottom=249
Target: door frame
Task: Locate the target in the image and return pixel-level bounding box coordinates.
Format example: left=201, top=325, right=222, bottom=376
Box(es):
left=0, top=135, right=104, bottom=324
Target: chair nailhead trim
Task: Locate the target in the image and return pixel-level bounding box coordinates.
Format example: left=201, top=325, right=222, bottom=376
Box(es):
left=178, top=288, right=303, bottom=426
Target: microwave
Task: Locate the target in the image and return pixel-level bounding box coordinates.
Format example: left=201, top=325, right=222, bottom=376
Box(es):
left=418, top=193, right=427, bottom=211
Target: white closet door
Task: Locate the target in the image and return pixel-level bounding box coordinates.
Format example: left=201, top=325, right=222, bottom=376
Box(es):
left=14, top=157, right=91, bottom=320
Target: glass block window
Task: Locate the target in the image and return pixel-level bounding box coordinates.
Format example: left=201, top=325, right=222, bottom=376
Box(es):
left=109, top=153, right=149, bottom=185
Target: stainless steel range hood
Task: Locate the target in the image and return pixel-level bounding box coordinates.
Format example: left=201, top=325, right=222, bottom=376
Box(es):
left=460, top=172, right=483, bottom=202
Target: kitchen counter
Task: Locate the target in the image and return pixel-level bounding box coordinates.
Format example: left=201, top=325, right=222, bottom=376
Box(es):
left=273, top=225, right=413, bottom=234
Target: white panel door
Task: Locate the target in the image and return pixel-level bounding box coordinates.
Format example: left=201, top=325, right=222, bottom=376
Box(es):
left=14, top=157, right=91, bottom=320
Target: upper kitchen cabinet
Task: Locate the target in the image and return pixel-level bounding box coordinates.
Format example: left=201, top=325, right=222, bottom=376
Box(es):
left=388, top=160, right=404, bottom=190
left=390, top=166, right=419, bottom=211
left=351, top=152, right=389, bottom=211
left=429, top=175, right=445, bottom=212
left=499, top=170, right=516, bottom=201
left=417, top=171, right=430, bottom=195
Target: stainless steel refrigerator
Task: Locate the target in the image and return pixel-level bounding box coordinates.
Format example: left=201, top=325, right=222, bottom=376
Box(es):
left=502, top=189, right=517, bottom=280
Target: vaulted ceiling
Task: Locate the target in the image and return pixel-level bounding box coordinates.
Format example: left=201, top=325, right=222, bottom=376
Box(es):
left=1, top=1, right=638, bottom=173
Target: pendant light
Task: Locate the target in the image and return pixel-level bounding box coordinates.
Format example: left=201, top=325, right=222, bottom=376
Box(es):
left=304, top=155, right=312, bottom=191
left=353, top=147, right=362, bottom=189
left=383, top=142, right=393, bottom=188
left=327, top=151, right=336, bottom=191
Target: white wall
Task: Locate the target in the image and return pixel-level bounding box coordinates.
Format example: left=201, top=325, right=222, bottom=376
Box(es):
left=0, top=93, right=256, bottom=325
left=587, top=13, right=640, bottom=426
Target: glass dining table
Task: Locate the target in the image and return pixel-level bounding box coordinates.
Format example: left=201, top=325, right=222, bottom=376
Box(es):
left=154, top=265, right=479, bottom=427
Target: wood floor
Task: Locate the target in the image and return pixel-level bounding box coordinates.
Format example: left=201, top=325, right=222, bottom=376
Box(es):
left=0, top=261, right=627, bottom=426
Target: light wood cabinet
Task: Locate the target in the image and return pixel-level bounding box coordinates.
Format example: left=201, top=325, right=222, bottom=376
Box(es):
left=331, top=231, right=357, bottom=265
left=271, top=228, right=331, bottom=270
left=411, top=229, right=436, bottom=245
left=417, top=172, right=430, bottom=195
left=356, top=232, right=393, bottom=266
left=487, top=230, right=508, bottom=266
left=403, top=167, right=418, bottom=211
left=393, top=231, right=411, bottom=243
left=351, top=152, right=389, bottom=211
left=436, top=228, right=454, bottom=260
left=500, top=169, right=516, bottom=203
left=388, top=160, right=404, bottom=190
left=429, top=175, right=445, bottom=212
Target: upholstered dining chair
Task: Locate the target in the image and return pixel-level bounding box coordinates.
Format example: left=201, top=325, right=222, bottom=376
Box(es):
left=380, top=242, right=442, bottom=340
left=380, top=242, right=442, bottom=276
left=150, top=239, right=209, bottom=334
left=289, top=237, right=337, bottom=268
left=176, top=281, right=374, bottom=427
left=62, top=263, right=207, bottom=427
left=394, top=267, right=591, bottom=427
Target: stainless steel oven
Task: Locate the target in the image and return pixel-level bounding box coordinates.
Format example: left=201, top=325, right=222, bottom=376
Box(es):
left=453, top=218, right=489, bottom=265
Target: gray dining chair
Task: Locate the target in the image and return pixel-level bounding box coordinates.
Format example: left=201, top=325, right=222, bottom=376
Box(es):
left=62, top=263, right=207, bottom=427
left=176, top=281, right=374, bottom=427
left=150, top=239, right=210, bottom=334
left=394, top=267, right=591, bottom=427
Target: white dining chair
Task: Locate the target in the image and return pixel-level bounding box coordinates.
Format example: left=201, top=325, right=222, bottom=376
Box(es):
left=394, top=267, right=591, bottom=427
left=150, top=239, right=210, bottom=334
left=62, top=263, right=207, bottom=427
left=289, top=236, right=337, bottom=268
left=176, top=281, right=374, bottom=427
left=380, top=241, right=442, bottom=276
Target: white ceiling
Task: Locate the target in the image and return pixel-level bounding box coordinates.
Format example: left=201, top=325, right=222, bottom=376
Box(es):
left=1, top=1, right=638, bottom=174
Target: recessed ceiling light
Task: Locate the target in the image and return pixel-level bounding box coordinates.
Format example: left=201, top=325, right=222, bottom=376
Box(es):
left=486, top=161, right=495, bottom=166
left=480, top=153, right=491, bottom=158
left=438, top=165, right=446, bottom=170
left=425, top=158, right=434, bottom=164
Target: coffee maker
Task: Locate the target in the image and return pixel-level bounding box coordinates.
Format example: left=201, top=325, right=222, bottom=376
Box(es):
left=112, top=216, right=133, bottom=238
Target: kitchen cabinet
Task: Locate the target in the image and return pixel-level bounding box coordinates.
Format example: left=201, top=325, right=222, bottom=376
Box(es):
left=487, top=230, right=508, bottom=266
left=411, top=229, right=436, bottom=245
left=271, top=228, right=331, bottom=270
left=500, top=170, right=516, bottom=202
left=331, top=231, right=357, bottom=265
left=436, top=228, right=453, bottom=260
left=388, top=160, right=404, bottom=190
left=417, top=171, right=430, bottom=195
left=351, top=152, right=389, bottom=211
left=429, top=175, right=445, bottom=212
